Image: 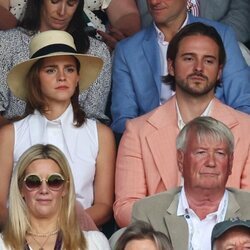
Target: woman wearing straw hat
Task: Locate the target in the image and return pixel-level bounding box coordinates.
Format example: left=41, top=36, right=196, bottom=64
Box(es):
left=0, top=30, right=116, bottom=231
left=0, top=0, right=111, bottom=126
left=0, top=144, right=111, bottom=249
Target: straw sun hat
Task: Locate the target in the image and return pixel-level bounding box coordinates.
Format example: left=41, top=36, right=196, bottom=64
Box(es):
left=7, top=30, right=103, bottom=100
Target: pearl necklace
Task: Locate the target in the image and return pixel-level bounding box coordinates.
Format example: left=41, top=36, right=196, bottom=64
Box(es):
left=27, top=229, right=59, bottom=237
left=26, top=229, right=59, bottom=250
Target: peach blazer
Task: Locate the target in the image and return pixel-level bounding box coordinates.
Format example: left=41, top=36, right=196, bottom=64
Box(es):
left=114, top=96, right=250, bottom=227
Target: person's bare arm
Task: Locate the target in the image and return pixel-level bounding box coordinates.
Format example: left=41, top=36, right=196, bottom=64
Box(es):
left=85, top=123, right=116, bottom=227
left=0, top=0, right=10, bottom=9
left=97, top=26, right=125, bottom=51
left=98, top=0, right=141, bottom=50
left=0, top=123, right=14, bottom=231
left=106, top=0, right=141, bottom=36
left=0, top=115, right=11, bottom=127
left=0, top=0, right=17, bottom=30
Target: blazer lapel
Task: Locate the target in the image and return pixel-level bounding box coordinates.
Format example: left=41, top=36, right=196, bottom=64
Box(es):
left=164, top=192, right=189, bottom=250
left=210, top=99, right=239, bottom=130
left=146, top=97, right=181, bottom=188
left=225, top=189, right=241, bottom=219
left=146, top=126, right=180, bottom=188
left=142, top=24, right=161, bottom=95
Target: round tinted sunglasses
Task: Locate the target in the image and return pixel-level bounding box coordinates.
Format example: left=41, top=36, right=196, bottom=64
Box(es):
left=23, top=173, right=65, bottom=191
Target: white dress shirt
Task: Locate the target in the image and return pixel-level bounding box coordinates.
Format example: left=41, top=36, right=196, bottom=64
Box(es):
left=176, top=99, right=214, bottom=130
left=154, top=15, right=188, bottom=104
left=177, top=188, right=228, bottom=250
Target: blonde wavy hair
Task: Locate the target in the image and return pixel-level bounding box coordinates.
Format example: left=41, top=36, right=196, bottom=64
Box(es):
left=2, top=144, right=87, bottom=249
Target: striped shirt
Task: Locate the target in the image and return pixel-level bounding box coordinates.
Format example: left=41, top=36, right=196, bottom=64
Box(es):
left=187, top=0, right=200, bottom=16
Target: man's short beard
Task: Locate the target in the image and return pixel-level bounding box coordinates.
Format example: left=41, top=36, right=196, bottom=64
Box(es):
left=175, top=77, right=216, bottom=97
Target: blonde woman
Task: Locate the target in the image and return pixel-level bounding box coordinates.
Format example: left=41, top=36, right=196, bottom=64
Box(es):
left=0, top=144, right=110, bottom=249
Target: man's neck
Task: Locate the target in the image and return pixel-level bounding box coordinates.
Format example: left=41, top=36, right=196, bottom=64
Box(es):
left=156, top=10, right=187, bottom=41
left=185, top=188, right=225, bottom=220
left=176, top=92, right=214, bottom=124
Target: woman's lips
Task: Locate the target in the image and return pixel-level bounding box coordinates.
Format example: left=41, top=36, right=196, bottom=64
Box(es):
left=55, top=86, right=68, bottom=90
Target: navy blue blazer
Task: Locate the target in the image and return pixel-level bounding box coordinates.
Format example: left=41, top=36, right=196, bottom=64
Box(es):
left=111, top=14, right=250, bottom=133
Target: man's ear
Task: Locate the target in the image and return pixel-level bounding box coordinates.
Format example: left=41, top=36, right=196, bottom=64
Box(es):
left=216, top=64, right=223, bottom=81
left=177, top=149, right=184, bottom=174
left=168, top=59, right=175, bottom=76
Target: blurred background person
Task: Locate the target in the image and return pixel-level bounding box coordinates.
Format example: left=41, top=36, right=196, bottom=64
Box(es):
left=0, top=0, right=141, bottom=51
left=133, top=0, right=250, bottom=45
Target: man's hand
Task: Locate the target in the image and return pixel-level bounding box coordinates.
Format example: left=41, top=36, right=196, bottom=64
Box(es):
left=97, top=26, right=126, bottom=51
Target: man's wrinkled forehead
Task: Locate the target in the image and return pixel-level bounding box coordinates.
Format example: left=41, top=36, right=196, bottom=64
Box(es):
left=214, top=227, right=250, bottom=250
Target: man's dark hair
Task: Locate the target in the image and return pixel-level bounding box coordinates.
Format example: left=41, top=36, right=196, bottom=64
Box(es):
left=163, top=22, right=226, bottom=90
left=19, top=0, right=89, bottom=53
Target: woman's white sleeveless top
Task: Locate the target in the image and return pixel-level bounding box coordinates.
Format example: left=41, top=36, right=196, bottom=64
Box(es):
left=14, top=105, right=98, bottom=208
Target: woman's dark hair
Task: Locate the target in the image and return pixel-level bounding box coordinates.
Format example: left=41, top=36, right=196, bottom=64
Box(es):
left=24, top=57, right=86, bottom=127
left=19, top=0, right=89, bottom=53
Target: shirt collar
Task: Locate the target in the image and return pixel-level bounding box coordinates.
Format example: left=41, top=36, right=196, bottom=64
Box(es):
left=153, top=14, right=189, bottom=44
left=177, top=187, right=228, bottom=221
left=45, top=104, right=73, bottom=126
left=176, top=99, right=214, bottom=130
left=33, top=104, right=76, bottom=162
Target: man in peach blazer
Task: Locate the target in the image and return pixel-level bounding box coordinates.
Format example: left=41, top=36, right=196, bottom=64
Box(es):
left=114, top=23, right=250, bottom=228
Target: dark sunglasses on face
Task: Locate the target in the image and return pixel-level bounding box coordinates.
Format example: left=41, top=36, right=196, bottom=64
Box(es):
left=23, top=173, right=65, bottom=191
